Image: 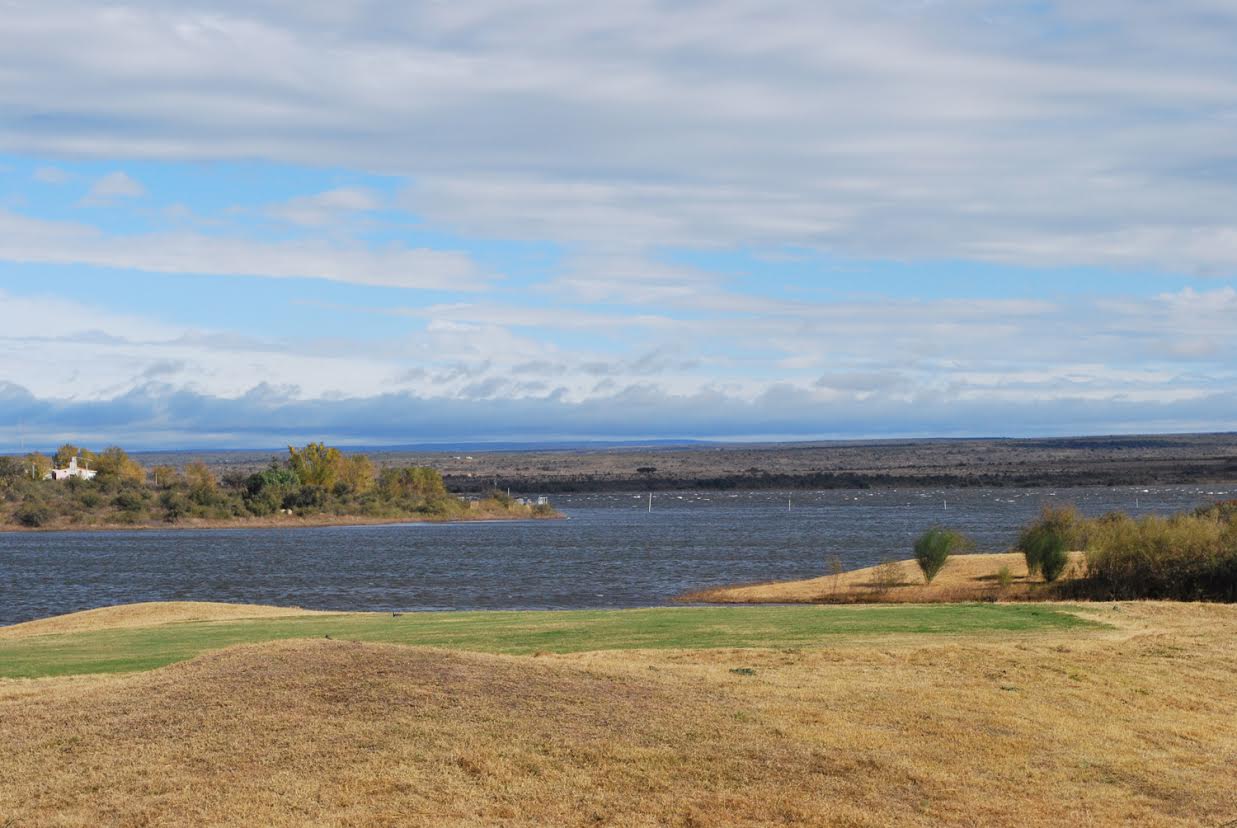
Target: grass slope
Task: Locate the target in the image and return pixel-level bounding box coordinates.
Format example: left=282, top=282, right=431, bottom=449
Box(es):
left=0, top=603, right=1094, bottom=679
left=2, top=603, right=1235, bottom=826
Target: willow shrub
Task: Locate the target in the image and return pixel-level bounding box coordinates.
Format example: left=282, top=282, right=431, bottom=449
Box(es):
left=1017, top=506, right=1081, bottom=582
left=913, top=528, right=971, bottom=584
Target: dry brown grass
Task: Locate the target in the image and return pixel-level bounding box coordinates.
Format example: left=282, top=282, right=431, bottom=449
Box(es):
left=2, top=602, right=1236, bottom=826
left=0, top=601, right=319, bottom=640
left=687, top=551, right=1088, bottom=604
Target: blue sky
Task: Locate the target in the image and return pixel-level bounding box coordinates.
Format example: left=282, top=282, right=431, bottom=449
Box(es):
left=1, top=0, right=1236, bottom=449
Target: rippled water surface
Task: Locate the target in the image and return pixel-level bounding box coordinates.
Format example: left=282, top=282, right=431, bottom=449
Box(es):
left=1, top=485, right=1231, bottom=624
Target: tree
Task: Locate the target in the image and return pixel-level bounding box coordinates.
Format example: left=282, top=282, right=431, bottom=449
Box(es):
left=54, top=444, right=81, bottom=468
left=288, top=443, right=345, bottom=489
left=913, top=528, right=970, bottom=584
left=184, top=461, right=217, bottom=493
left=93, top=446, right=144, bottom=484
left=184, top=461, right=218, bottom=505
left=150, top=465, right=180, bottom=488
left=244, top=466, right=302, bottom=515
left=24, top=452, right=52, bottom=481
left=1018, top=507, right=1078, bottom=582
left=53, top=444, right=96, bottom=470
left=378, top=466, right=448, bottom=502
left=339, top=455, right=375, bottom=494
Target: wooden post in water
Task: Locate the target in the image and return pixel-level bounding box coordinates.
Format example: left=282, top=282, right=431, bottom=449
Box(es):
left=648, top=492, right=653, bottom=513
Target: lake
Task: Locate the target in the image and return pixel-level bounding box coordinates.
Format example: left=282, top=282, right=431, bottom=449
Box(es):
left=1, top=484, right=1231, bottom=625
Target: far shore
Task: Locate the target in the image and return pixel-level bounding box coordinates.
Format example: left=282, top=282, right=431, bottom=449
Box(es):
left=0, top=510, right=564, bottom=535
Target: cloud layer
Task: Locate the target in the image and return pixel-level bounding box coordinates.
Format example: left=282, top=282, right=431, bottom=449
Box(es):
left=1, top=1, right=1235, bottom=447
left=2, top=1, right=1236, bottom=273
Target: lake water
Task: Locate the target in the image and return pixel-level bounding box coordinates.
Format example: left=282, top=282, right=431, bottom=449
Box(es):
left=1, top=484, right=1232, bottom=625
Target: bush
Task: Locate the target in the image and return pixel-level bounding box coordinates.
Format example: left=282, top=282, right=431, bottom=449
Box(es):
left=113, top=491, right=146, bottom=513
left=1083, top=509, right=1237, bottom=601
left=913, top=527, right=970, bottom=584
left=160, top=491, right=190, bottom=522
left=996, top=565, right=1013, bottom=589
left=76, top=490, right=103, bottom=509
left=1039, top=540, right=1070, bottom=583
left=14, top=502, right=51, bottom=527
left=1019, top=507, right=1080, bottom=580
left=870, top=558, right=905, bottom=593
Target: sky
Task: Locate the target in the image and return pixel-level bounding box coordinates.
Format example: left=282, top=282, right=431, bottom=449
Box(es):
left=1, top=0, right=1236, bottom=450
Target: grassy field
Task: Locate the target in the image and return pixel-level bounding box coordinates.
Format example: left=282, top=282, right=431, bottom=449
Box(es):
left=2, top=601, right=1236, bottom=826
left=0, top=602, right=1091, bottom=679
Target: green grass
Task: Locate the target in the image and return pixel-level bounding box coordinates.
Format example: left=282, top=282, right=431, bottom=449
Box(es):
left=0, top=604, right=1100, bottom=680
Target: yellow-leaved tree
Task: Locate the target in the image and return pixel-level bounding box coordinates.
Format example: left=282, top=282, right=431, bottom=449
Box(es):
left=287, top=443, right=345, bottom=489
left=339, top=455, right=375, bottom=494
left=94, top=446, right=145, bottom=484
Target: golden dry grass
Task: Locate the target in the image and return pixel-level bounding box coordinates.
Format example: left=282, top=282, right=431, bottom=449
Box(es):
left=1, top=602, right=1236, bottom=826
left=688, top=551, right=1088, bottom=604
left=0, top=601, right=319, bottom=640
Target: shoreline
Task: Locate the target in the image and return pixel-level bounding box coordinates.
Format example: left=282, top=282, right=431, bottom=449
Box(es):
left=680, top=551, right=1089, bottom=605
left=0, top=510, right=564, bottom=535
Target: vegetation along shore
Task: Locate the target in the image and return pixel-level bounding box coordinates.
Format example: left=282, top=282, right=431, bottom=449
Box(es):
left=690, top=500, right=1237, bottom=605
left=0, top=442, right=559, bottom=531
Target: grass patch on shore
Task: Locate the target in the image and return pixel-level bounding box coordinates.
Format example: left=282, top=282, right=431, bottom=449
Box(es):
left=0, top=603, right=1096, bottom=679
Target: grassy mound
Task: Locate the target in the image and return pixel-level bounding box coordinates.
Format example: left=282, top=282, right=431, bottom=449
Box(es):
left=3, top=605, right=1236, bottom=825
left=0, top=639, right=817, bottom=825
left=0, top=601, right=318, bottom=640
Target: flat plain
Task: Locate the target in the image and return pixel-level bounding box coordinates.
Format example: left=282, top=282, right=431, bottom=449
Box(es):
left=2, top=600, right=1235, bottom=826
left=132, top=431, right=1237, bottom=492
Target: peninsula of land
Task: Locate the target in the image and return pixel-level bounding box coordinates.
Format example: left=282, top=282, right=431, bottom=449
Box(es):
left=1, top=442, right=559, bottom=532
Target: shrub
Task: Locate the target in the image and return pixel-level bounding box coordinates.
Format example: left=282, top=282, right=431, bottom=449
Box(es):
left=827, top=555, right=845, bottom=595
left=160, top=491, right=190, bottom=522
left=14, top=502, right=51, bottom=527
left=996, top=565, right=1013, bottom=589
left=76, top=490, right=103, bottom=509
left=1083, top=509, right=1237, bottom=601
left=913, top=527, right=970, bottom=584
left=285, top=484, right=327, bottom=511
left=113, top=491, right=146, bottom=513
left=870, top=558, right=905, bottom=593
left=1040, top=540, right=1070, bottom=583
left=1019, top=507, right=1081, bottom=579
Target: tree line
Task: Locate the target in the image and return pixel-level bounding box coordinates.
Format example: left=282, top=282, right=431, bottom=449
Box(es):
left=0, top=442, right=552, bottom=528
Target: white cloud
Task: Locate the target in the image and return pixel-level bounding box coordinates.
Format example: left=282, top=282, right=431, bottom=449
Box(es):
left=78, top=171, right=146, bottom=205
left=0, top=208, right=490, bottom=290
left=266, top=187, right=383, bottom=226
left=6, top=283, right=1233, bottom=416
left=33, top=166, right=71, bottom=184
left=0, top=2, right=1234, bottom=273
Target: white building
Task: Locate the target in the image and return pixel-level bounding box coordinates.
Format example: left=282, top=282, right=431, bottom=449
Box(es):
left=46, top=455, right=97, bottom=481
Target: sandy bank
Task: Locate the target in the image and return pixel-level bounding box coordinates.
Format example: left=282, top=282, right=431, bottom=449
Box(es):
left=685, top=551, right=1088, bottom=604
